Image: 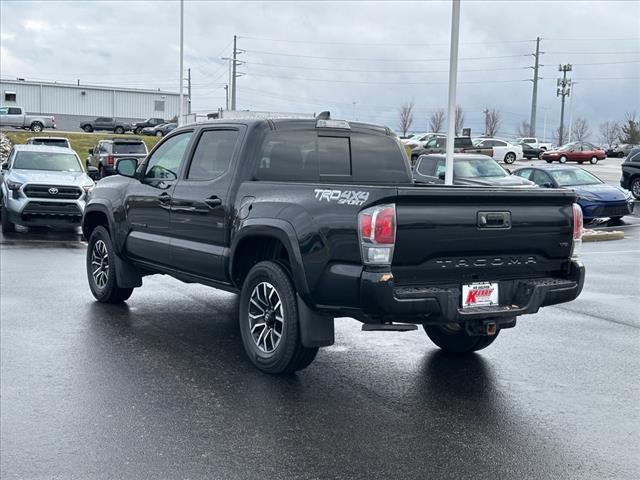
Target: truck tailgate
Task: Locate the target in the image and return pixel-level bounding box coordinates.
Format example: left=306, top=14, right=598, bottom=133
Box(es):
left=392, top=186, right=576, bottom=285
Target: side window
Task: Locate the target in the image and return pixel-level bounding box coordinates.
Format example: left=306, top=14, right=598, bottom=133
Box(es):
left=8, top=107, right=21, bottom=115
left=425, top=138, right=438, bottom=149
left=255, top=131, right=317, bottom=182
left=144, top=131, right=193, bottom=180
left=0, top=107, right=8, bottom=114
left=524, top=138, right=535, bottom=144
left=187, top=129, right=239, bottom=181
left=531, top=170, right=552, bottom=186
left=514, top=168, right=532, bottom=180
left=416, top=157, right=436, bottom=177
left=318, top=136, right=351, bottom=176
left=434, top=160, right=446, bottom=178
left=494, top=140, right=507, bottom=147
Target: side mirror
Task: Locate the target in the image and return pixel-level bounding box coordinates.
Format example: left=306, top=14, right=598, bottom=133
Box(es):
left=116, top=157, right=138, bottom=178
left=542, top=182, right=553, bottom=188
left=87, top=165, right=100, bottom=180
left=1, top=162, right=8, bottom=170
left=88, top=148, right=94, bottom=155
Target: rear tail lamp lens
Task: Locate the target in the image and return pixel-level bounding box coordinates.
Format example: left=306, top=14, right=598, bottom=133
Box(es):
left=571, top=203, right=583, bottom=259
left=358, top=204, right=396, bottom=265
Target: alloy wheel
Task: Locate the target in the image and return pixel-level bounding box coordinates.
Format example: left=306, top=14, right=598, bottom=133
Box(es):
left=248, top=282, right=284, bottom=353
left=91, top=240, right=110, bottom=289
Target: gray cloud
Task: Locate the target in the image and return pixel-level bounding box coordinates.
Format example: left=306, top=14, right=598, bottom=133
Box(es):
left=1, top=0, right=638, bottom=138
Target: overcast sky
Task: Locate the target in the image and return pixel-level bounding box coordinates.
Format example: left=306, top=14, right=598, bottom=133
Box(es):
left=1, top=0, right=638, bottom=139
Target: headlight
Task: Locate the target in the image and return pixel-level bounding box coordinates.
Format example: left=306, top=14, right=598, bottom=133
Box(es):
left=6, top=180, right=23, bottom=191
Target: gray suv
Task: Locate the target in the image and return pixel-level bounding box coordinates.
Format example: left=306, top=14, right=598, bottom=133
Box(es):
left=0, top=145, right=96, bottom=233
left=88, top=138, right=148, bottom=178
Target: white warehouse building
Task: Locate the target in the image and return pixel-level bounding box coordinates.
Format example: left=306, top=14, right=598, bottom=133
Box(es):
left=0, top=78, right=187, bottom=131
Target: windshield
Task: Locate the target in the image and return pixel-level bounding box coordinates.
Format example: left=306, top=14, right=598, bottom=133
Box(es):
left=113, top=142, right=146, bottom=154
left=550, top=168, right=601, bottom=186
left=454, top=158, right=507, bottom=178
left=31, top=139, right=68, bottom=148
left=13, top=151, right=82, bottom=172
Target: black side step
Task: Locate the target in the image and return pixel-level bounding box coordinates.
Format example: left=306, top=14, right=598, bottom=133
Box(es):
left=362, top=323, right=418, bottom=332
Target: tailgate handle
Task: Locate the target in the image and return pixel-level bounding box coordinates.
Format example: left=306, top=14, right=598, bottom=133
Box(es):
left=478, top=211, right=511, bottom=229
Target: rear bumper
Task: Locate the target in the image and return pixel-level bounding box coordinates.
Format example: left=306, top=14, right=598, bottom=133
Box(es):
left=359, top=261, right=585, bottom=323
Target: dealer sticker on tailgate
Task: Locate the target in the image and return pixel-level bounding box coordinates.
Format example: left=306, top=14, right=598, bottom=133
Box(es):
left=462, top=282, right=499, bottom=308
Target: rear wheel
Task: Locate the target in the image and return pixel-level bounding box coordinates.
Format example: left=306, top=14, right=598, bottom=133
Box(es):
left=134, top=127, right=142, bottom=135
left=559, top=155, right=567, bottom=164
left=578, top=160, right=584, bottom=164
left=618, top=152, right=625, bottom=158
left=631, top=177, right=640, bottom=199
left=239, top=261, right=318, bottom=374
left=83, top=125, right=93, bottom=133
left=155, top=131, right=163, bottom=137
left=590, top=156, right=598, bottom=165
left=1, top=205, right=16, bottom=233
left=86, top=226, right=134, bottom=303
left=30, top=122, right=44, bottom=132
left=114, top=126, right=125, bottom=134
left=423, top=323, right=499, bottom=354
left=504, top=152, right=516, bottom=164
left=545, top=159, right=553, bottom=163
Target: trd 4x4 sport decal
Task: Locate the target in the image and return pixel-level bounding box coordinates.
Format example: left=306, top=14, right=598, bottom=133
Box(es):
left=314, top=189, right=369, bottom=206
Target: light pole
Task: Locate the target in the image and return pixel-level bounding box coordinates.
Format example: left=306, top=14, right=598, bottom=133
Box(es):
left=178, top=0, right=184, bottom=126
left=444, top=0, right=461, bottom=186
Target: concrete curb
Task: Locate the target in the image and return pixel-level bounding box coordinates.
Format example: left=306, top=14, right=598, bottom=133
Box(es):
left=582, top=229, right=625, bottom=242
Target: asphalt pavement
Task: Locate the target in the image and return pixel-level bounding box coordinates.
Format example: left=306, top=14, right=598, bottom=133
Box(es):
left=1, top=183, right=639, bottom=479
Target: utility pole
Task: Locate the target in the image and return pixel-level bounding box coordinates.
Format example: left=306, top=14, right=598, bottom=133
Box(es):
left=557, top=64, right=572, bottom=146
left=231, top=35, right=238, bottom=110
left=178, top=0, right=184, bottom=126
left=186, top=67, right=191, bottom=115
left=529, top=36, right=543, bottom=136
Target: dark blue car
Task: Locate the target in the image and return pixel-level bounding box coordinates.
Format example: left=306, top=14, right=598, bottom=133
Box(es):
left=512, top=165, right=634, bottom=222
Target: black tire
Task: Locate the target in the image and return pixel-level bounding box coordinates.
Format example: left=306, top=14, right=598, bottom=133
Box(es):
left=134, top=127, right=142, bottom=135
left=631, top=177, right=640, bottom=200
left=83, top=125, right=93, bottom=133
left=559, top=155, right=567, bottom=164
left=423, top=323, right=499, bottom=354
left=239, top=261, right=318, bottom=374
left=114, top=126, right=125, bottom=134
left=1, top=205, right=16, bottom=233
left=577, top=160, right=584, bottom=164
left=98, top=165, right=107, bottom=179
left=589, top=156, right=598, bottom=165
left=86, top=226, right=134, bottom=303
left=545, top=159, right=553, bottom=164
left=618, top=152, right=625, bottom=158
left=504, top=152, right=516, bottom=164
left=30, top=121, right=44, bottom=132
left=155, top=131, right=163, bottom=137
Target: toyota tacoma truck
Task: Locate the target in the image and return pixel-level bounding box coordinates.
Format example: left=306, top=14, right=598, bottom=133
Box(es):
left=82, top=114, right=585, bottom=374
left=0, top=106, right=56, bottom=132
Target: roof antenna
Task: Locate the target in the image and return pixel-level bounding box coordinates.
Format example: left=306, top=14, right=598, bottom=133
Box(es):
left=316, top=111, right=330, bottom=120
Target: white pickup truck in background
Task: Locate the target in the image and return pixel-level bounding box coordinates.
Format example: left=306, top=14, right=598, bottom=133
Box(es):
left=0, top=106, right=56, bottom=132
left=514, top=137, right=554, bottom=150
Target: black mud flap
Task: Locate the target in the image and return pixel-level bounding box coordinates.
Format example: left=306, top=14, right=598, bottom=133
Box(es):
left=114, top=253, right=143, bottom=288
left=297, top=294, right=334, bottom=347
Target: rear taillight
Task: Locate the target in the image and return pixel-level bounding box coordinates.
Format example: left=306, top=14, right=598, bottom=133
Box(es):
left=358, top=204, right=396, bottom=265
left=107, top=154, right=115, bottom=166
left=571, top=203, right=583, bottom=259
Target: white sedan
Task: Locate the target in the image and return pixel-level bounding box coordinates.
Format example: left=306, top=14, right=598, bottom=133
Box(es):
left=473, top=138, right=524, bottom=164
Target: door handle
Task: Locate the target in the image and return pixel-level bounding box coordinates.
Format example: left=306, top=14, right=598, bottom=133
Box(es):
left=158, top=192, right=171, bottom=205
left=204, top=196, right=222, bottom=208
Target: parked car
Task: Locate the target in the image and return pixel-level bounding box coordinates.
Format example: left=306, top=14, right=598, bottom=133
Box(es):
left=513, top=137, right=553, bottom=151
left=515, top=141, right=544, bottom=160
left=410, top=136, right=493, bottom=163
left=87, top=138, right=148, bottom=178
left=472, top=138, right=524, bottom=164
left=25, top=136, right=71, bottom=149
left=132, top=117, right=165, bottom=135
left=513, top=165, right=634, bottom=221
left=541, top=142, right=606, bottom=164
left=0, top=145, right=96, bottom=232
left=620, top=147, right=640, bottom=199
left=82, top=115, right=584, bottom=374
left=400, top=132, right=426, bottom=144
left=413, top=153, right=535, bottom=187
left=611, top=143, right=639, bottom=158
left=405, top=132, right=446, bottom=149
left=142, top=122, right=177, bottom=137
left=0, top=106, right=56, bottom=132
left=80, top=117, right=131, bottom=134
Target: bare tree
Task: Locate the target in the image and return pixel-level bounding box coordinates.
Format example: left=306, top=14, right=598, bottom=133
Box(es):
left=454, top=105, right=465, bottom=135
left=599, top=121, right=621, bottom=148
left=571, top=117, right=591, bottom=142
left=553, top=125, right=567, bottom=146
left=516, top=120, right=531, bottom=138
left=398, top=102, right=414, bottom=137
left=429, top=109, right=445, bottom=133
left=484, top=109, right=502, bottom=137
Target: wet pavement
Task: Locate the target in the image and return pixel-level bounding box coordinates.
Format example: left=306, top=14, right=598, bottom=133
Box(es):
left=1, top=217, right=639, bottom=480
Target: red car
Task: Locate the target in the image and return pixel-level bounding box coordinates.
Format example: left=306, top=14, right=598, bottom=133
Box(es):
left=541, top=141, right=606, bottom=164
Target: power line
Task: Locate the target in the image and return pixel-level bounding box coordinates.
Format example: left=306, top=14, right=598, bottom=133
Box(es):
left=243, top=49, right=530, bottom=62
left=238, top=35, right=536, bottom=46
left=243, top=72, right=529, bottom=85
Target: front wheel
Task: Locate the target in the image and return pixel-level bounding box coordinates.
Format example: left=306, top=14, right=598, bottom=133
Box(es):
left=631, top=177, right=640, bottom=199
left=590, top=156, right=598, bottom=165
left=504, top=152, right=516, bottom=164
left=545, top=159, right=553, bottom=163
left=83, top=125, right=93, bottom=133
left=30, top=122, right=43, bottom=132
left=155, top=131, right=163, bottom=137
left=86, top=226, right=134, bottom=303
left=559, top=155, right=567, bottom=164
left=134, top=127, right=142, bottom=135
left=423, top=323, right=499, bottom=354
left=239, top=261, right=318, bottom=374
left=114, top=126, right=125, bottom=134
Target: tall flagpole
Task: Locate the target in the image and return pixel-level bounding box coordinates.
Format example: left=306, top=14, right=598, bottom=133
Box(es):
left=178, top=0, right=184, bottom=125
left=444, top=0, right=461, bottom=185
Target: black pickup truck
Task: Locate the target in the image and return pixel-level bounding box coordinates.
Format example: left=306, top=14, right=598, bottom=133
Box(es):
left=82, top=115, right=585, bottom=374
